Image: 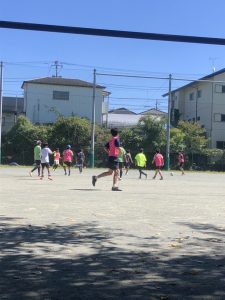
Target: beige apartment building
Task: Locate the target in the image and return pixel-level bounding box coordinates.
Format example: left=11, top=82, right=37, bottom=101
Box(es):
left=168, top=68, right=225, bottom=149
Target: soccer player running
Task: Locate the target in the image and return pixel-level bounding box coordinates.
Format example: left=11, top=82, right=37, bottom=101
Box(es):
left=76, top=149, right=85, bottom=174
left=52, top=148, right=61, bottom=171
left=118, top=143, right=126, bottom=180
left=152, top=150, right=164, bottom=180
left=92, top=128, right=122, bottom=191
left=62, top=145, right=74, bottom=176
left=125, top=150, right=133, bottom=175
left=29, top=140, right=42, bottom=177
left=178, top=150, right=185, bottom=175
left=40, top=142, right=53, bottom=180
left=135, top=148, right=147, bottom=179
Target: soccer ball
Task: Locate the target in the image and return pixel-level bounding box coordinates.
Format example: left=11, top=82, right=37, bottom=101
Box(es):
left=170, top=172, right=174, bottom=176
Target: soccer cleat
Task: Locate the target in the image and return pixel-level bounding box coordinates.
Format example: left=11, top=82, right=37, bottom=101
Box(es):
left=112, top=186, right=122, bottom=191
left=92, top=176, right=97, bottom=186
left=48, top=176, right=53, bottom=181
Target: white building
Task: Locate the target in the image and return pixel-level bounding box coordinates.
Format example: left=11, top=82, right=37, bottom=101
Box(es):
left=22, top=77, right=108, bottom=124
left=104, top=107, right=167, bottom=128
left=167, top=68, right=225, bottom=149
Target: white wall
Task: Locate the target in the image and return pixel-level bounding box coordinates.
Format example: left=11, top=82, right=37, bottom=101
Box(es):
left=173, top=73, right=225, bottom=148
left=24, top=83, right=104, bottom=124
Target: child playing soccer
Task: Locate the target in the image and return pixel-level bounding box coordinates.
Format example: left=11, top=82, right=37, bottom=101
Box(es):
left=92, top=128, right=121, bottom=191
left=135, top=148, right=147, bottom=179
left=52, top=148, right=61, bottom=171
left=76, top=149, right=85, bottom=174
left=40, top=142, right=53, bottom=180
left=178, top=150, right=185, bottom=175
left=62, top=145, right=74, bottom=176
left=152, top=150, right=164, bottom=180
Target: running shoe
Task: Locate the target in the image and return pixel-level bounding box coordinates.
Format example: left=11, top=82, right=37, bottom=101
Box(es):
left=112, top=186, right=122, bottom=191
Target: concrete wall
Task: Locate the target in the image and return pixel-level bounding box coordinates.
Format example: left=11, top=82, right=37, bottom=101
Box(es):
left=24, top=83, right=104, bottom=124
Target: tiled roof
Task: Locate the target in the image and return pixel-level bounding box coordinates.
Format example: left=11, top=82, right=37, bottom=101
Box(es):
left=108, top=107, right=136, bottom=115
left=140, top=108, right=167, bottom=116
left=22, top=77, right=105, bottom=89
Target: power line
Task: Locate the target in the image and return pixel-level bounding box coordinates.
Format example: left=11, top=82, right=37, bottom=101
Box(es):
left=2, top=20, right=225, bottom=45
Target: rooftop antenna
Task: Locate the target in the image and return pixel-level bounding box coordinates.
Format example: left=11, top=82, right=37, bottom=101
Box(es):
left=209, top=57, right=218, bottom=73
left=52, top=60, right=63, bottom=77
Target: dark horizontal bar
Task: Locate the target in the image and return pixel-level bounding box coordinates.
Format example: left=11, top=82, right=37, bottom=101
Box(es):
left=1, top=20, right=225, bottom=46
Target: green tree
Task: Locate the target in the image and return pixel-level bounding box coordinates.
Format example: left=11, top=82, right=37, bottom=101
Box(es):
left=136, top=116, right=166, bottom=152
left=3, top=115, right=49, bottom=164
left=49, top=116, right=91, bottom=150
left=177, top=121, right=208, bottom=153
left=119, top=127, right=143, bottom=151
left=170, top=127, right=186, bottom=153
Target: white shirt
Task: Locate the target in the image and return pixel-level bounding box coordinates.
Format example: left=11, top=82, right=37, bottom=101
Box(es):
left=41, top=147, right=52, bottom=163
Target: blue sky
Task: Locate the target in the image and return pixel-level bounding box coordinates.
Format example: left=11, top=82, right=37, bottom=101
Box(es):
left=1, top=0, right=225, bottom=112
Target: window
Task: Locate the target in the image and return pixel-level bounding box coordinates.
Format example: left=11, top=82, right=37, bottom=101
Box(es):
left=197, top=90, right=202, bottom=98
left=214, top=113, right=221, bottom=122
left=53, top=91, right=69, bottom=100
left=216, top=141, right=225, bottom=149
left=215, top=84, right=225, bottom=93
left=214, top=114, right=225, bottom=122
left=189, top=92, right=194, bottom=100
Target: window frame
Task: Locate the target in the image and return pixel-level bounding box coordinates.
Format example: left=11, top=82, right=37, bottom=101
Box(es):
left=53, top=90, right=70, bottom=101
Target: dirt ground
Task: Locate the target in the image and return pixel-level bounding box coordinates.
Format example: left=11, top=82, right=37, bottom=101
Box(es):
left=1, top=166, right=225, bottom=299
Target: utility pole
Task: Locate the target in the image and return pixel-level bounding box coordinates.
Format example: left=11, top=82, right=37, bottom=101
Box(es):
left=195, top=88, right=198, bottom=122
left=53, top=60, right=62, bottom=77
left=165, top=74, right=172, bottom=171
left=0, top=62, right=3, bottom=165
left=90, top=69, right=96, bottom=168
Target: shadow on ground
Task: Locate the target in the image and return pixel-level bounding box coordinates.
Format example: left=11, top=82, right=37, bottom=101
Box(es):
left=1, top=216, right=225, bottom=299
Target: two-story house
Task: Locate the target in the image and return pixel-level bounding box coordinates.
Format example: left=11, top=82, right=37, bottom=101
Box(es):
left=22, top=77, right=108, bottom=124
left=166, top=68, right=225, bottom=149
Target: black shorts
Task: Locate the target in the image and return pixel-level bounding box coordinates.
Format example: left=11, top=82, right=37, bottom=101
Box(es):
left=64, top=161, right=72, bottom=167
left=41, top=162, right=50, bottom=168
left=34, top=160, right=41, bottom=166
left=179, top=162, right=184, bottom=168
left=119, top=162, right=124, bottom=169
left=107, top=157, right=119, bottom=170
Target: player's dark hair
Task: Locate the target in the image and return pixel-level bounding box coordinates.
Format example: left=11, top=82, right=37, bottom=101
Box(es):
left=111, top=128, right=118, bottom=137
